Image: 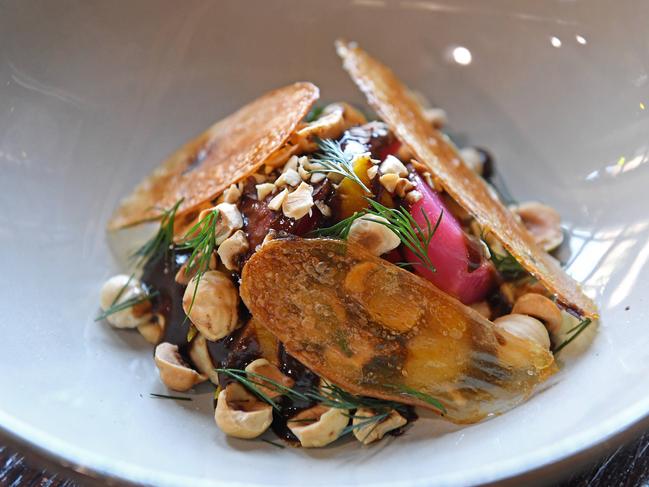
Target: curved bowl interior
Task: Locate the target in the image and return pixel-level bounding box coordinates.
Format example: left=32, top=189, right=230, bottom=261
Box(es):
left=1, top=0, right=649, bottom=485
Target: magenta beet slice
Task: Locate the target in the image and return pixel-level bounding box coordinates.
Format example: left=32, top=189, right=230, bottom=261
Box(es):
left=403, top=173, right=495, bottom=304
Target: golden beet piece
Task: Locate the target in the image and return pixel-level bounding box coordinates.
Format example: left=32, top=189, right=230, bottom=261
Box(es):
left=108, top=82, right=319, bottom=229
left=335, top=40, right=597, bottom=319
left=240, top=238, right=556, bottom=424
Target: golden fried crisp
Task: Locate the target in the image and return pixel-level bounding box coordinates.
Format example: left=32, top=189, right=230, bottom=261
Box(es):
left=241, top=238, right=556, bottom=424
left=108, top=82, right=319, bottom=230
left=335, top=40, right=597, bottom=319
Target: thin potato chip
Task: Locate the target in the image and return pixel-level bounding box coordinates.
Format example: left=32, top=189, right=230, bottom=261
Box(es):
left=336, top=41, right=597, bottom=318
left=108, top=82, right=319, bottom=230
left=241, top=238, right=556, bottom=424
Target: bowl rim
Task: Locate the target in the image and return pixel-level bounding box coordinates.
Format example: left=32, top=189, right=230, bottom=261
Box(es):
left=2, top=393, right=649, bottom=487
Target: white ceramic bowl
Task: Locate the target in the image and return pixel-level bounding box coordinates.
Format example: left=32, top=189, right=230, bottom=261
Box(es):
left=2, top=1, right=649, bottom=485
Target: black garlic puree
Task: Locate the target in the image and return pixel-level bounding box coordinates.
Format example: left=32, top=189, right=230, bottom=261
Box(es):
left=140, top=123, right=415, bottom=444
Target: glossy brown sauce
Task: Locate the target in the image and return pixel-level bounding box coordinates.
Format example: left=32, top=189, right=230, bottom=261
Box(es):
left=141, top=248, right=191, bottom=351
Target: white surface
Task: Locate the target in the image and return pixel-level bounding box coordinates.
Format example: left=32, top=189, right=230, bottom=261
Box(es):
left=1, top=0, right=648, bottom=485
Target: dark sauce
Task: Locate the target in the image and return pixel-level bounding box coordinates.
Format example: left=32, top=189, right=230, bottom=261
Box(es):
left=340, top=121, right=396, bottom=159
left=141, top=247, right=191, bottom=351
left=271, top=344, right=321, bottom=443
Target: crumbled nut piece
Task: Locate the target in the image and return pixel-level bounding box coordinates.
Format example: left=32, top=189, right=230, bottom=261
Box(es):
left=379, top=173, right=414, bottom=196
left=255, top=183, right=276, bottom=201
left=275, top=168, right=301, bottom=187
left=405, top=190, right=423, bottom=204
left=222, top=184, right=242, bottom=203
left=213, top=203, right=243, bottom=244
left=379, top=173, right=400, bottom=193
left=348, top=215, right=401, bottom=256
left=282, top=182, right=314, bottom=219
left=379, top=154, right=408, bottom=177
left=394, top=178, right=415, bottom=198
left=314, top=200, right=332, bottom=217
left=283, top=155, right=299, bottom=172
left=298, top=163, right=310, bottom=181
left=367, top=165, right=379, bottom=180
left=310, top=172, right=326, bottom=184
left=267, top=188, right=288, bottom=211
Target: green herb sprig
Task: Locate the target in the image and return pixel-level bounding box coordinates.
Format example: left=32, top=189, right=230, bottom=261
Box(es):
left=149, top=393, right=192, bottom=401
left=365, top=199, right=441, bottom=274
left=95, top=273, right=158, bottom=321
left=310, top=200, right=442, bottom=274
left=217, top=368, right=445, bottom=439
left=310, top=211, right=363, bottom=239
left=305, top=105, right=324, bottom=123
left=484, top=240, right=526, bottom=280
left=177, top=209, right=223, bottom=316
left=131, top=199, right=183, bottom=267
left=309, top=138, right=371, bottom=194
left=553, top=317, right=593, bottom=354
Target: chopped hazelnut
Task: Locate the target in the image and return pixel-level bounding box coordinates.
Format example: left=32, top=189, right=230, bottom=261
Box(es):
left=282, top=182, right=314, bottom=219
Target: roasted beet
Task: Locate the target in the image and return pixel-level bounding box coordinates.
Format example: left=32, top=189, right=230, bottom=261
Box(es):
left=240, top=178, right=334, bottom=252
left=402, top=173, right=495, bottom=304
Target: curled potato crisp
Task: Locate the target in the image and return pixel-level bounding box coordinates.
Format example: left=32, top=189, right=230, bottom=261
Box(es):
left=108, top=82, right=319, bottom=229
left=241, top=238, right=556, bottom=424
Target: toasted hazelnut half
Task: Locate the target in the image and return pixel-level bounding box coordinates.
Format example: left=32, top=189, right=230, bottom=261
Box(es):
left=244, top=358, right=294, bottom=399
left=137, top=313, right=166, bottom=345
left=347, top=215, right=401, bottom=256
left=494, top=314, right=551, bottom=368
left=512, top=201, right=563, bottom=252
left=154, top=342, right=206, bottom=391
left=188, top=334, right=219, bottom=385
left=99, top=274, right=151, bottom=328
left=353, top=408, right=407, bottom=445
left=217, top=230, right=249, bottom=271
left=183, top=270, right=239, bottom=341
left=288, top=405, right=349, bottom=448
left=513, top=293, right=562, bottom=335
left=214, top=383, right=273, bottom=439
